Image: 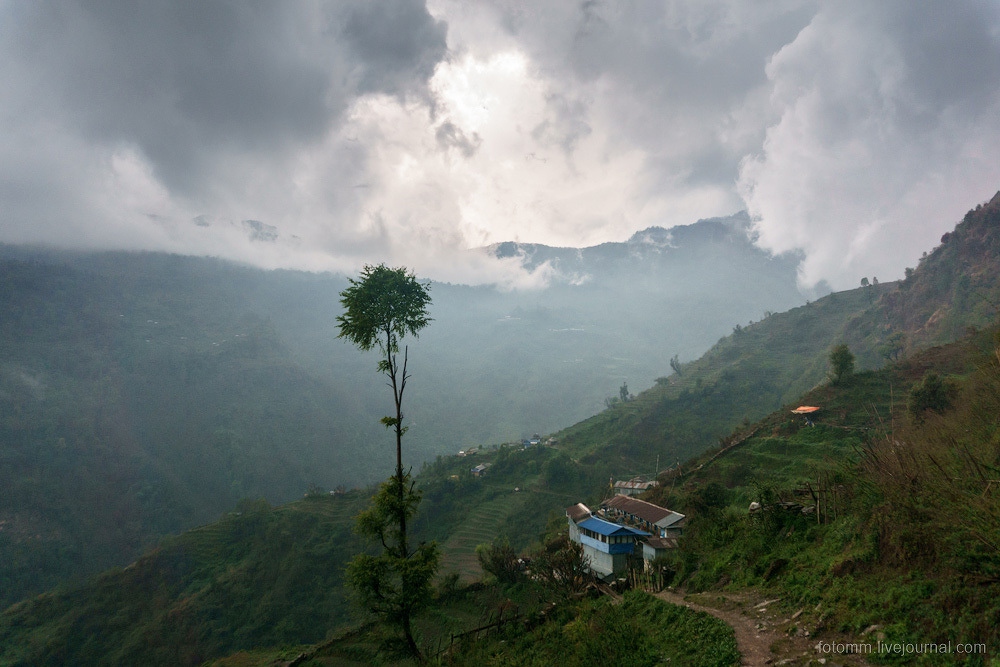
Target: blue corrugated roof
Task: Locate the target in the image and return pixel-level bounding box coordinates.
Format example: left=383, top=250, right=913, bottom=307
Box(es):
left=578, top=516, right=650, bottom=537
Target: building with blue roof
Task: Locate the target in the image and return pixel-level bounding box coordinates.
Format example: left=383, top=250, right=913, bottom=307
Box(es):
left=565, top=510, right=649, bottom=580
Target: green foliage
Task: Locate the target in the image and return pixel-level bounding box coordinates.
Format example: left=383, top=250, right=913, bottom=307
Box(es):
left=345, top=542, right=439, bottom=658
left=828, top=343, right=855, bottom=384
left=528, top=534, right=590, bottom=599
left=338, top=264, right=437, bottom=660
left=907, top=371, right=959, bottom=422
left=445, top=591, right=738, bottom=667
left=353, top=475, right=426, bottom=559
left=476, top=537, right=524, bottom=585
left=879, top=330, right=906, bottom=361
left=336, top=264, right=432, bottom=358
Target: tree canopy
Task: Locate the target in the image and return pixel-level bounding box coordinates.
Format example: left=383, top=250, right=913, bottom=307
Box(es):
left=337, top=264, right=431, bottom=361
left=828, top=343, right=855, bottom=384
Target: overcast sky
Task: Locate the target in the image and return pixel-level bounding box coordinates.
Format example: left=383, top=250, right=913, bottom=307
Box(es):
left=1, top=1, right=998, bottom=289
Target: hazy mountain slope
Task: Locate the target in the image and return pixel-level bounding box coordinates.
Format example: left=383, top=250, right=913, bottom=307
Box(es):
left=555, top=285, right=879, bottom=473
left=0, top=257, right=363, bottom=607
left=841, top=190, right=1000, bottom=367
left=0, top=493, right=368, bottom=667
left=558, top=192, right=1000, bottom=475
left=0, top=213, right=808, bottom=604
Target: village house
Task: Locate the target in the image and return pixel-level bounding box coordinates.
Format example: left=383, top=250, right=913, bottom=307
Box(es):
left=565, top=502, right=649, bottom=580
left=565, top=502, right=592, bottom=543
left=566, top=495, right=687, bottom=578
left=576, top=516, right=649, bottom=580
left=613, top=476, right=659, bottom=497
left=600, top=494, right=686, bottom=538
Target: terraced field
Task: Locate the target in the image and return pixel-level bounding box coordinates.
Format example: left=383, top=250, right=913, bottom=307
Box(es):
left=438, top=490, right=532, bottom=582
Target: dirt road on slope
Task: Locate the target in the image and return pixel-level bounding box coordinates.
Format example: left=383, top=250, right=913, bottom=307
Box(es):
left=656, top=590, right=874, bottom=666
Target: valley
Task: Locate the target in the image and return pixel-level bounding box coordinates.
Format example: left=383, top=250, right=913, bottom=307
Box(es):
left=1, top=193, right=1000, bottom=664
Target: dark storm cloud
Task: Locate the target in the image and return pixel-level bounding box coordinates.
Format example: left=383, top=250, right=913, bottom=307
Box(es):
left=1, top=0, right=447, bottom=197
left=339, top=0, right=448, bottom=96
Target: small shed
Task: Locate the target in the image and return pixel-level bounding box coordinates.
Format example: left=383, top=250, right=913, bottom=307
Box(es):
left=642, top=536, right=680, bottom=563
left=613, top=477, right=659, bottom=497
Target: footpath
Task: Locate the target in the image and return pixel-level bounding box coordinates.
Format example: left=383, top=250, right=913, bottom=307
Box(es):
left=655, top=590, right=874, bottom=666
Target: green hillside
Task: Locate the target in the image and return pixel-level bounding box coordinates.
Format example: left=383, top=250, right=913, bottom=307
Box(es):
left=0, top=257, right=360, bottom=607
left=3, top=193, right=1000, bottom=664
left=635, top=326, right=1000, bottom=662
left=557, top=191, right=1000, bottom=483
left=0, top=493, right=368, bottom=666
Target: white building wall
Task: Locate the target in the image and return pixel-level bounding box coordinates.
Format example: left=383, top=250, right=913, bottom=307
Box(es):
left=584, top=545, right=615, bottom=578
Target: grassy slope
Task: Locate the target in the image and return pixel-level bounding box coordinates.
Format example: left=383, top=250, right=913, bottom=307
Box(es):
left=641, top=328, right=1000, bottom=663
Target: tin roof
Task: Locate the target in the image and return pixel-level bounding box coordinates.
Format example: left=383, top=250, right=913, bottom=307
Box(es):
left=578, top=516, right=650, bottom=537
left=602, top=494, right=686, bottom=528
left=565, top=503, right=592, bottom=523
left=644, top=536, right=680, bottom=550
left=614, top=478, right=658, bottom=490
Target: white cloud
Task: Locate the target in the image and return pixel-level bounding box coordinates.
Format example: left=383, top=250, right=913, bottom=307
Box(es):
left=739, top=1, right=1000, bottom=289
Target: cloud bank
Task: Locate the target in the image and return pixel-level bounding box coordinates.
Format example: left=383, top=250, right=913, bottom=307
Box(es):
left=739, top=0, right=1000, bottom=287
left=0, top=1, right=998, bottom=288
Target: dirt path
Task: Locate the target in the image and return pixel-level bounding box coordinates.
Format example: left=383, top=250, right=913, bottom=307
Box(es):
left=655, top=590, right=874, bottom=666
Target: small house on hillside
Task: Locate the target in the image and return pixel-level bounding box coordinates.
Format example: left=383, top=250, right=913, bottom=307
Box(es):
left=471, top=463, right=490, bottom=477
left=600, top=494, right=686, bottom=538
left=574, top=516, right=649, bottom=580
left=613, top=477, right=659, bottom=496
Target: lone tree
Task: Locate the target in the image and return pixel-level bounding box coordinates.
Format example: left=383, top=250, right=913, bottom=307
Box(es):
left=337, top=264, right=437, bottom=660
left=908, top=372, right=959, bottom=422
left=828, top=343, right=855, bottom=384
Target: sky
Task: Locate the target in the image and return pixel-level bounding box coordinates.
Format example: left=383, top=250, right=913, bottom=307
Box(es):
left=1, top=0, right=999, bottom=289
